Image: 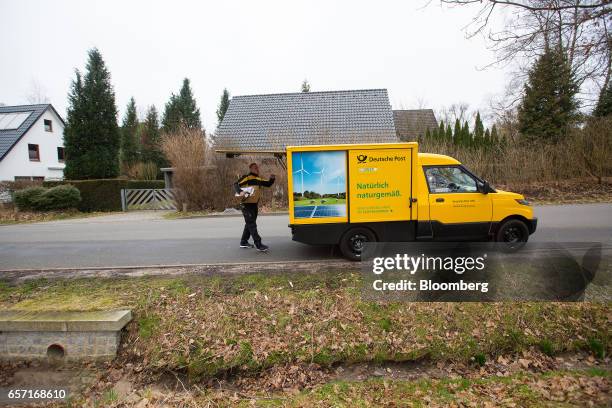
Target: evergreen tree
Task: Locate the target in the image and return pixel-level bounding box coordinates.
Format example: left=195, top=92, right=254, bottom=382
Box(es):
left=141, top=105, right=166, bottom=171
left=518, top=46, right=579, bottom=142
left=162, top=78, right=202, bottom=132
left=484, top=128, right=491, bottom=147
left=425, top=127, right=431, bottom=140
left=462, top=121, right=471, bottom=146
left=301, top=79, right=311, bottom=92
left=431, top=126, right=439, bottom=139
left=473, top=112, right=485, bottom=147
left=64, top=48, right=119, bottom=179
left=438, top=121, right=445, bottom=140
left=445, top=123, right=453, bottom=141
left=120, top=97, right=139, bottom=168
left=453, top=119, right=462, bottom=145
left=216, top=88, right=230, bottom=125
left=593, top=82, right=612, bottom=117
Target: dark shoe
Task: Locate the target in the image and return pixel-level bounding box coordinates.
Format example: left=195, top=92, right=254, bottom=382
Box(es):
left=240, top=242, right=255, bottom=249
left=256, top=243, right=269, bottom=252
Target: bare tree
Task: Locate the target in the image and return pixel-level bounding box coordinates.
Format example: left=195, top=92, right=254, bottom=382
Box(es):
left=25, top=79, right=50, bottom=104
left=436, top=1, right=612, bottom=108
left=437, top=102, right=472, bottom=124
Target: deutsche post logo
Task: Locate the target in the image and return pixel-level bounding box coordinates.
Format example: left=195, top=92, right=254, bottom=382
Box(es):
left=357, top=154, right=367, bottom=163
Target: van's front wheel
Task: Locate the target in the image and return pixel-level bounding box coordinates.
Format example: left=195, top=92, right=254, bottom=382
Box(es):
left=339, top=227, right=376, bottom=261
left=496, top=219, right=529, bottom=249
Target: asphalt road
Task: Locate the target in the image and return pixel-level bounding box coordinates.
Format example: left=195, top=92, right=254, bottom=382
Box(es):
left=0, top=203, right=611, bottom=270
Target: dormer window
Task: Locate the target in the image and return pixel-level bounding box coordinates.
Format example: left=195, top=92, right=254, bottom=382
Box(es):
left=44, top=119, right=53, bottom=132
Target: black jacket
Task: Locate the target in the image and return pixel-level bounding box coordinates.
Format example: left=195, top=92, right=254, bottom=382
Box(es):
left=233, top=172, right=275, bottom=204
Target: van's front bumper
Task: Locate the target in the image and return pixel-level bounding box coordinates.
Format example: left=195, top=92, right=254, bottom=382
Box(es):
left=527, top=217, right=538, bottom=235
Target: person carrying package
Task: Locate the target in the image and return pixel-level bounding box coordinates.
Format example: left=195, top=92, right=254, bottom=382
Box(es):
left=233, top=162, right=275, bottom=251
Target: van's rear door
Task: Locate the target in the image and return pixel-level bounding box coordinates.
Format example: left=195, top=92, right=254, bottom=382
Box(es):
left=348, top=148, right=413, bottom=223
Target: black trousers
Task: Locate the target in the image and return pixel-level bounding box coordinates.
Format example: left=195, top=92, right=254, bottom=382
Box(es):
left=240, top=203, right=261, bottom=245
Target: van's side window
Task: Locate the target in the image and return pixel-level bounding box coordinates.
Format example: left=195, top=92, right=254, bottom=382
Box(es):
left=425, top=166, right=477, bottom=193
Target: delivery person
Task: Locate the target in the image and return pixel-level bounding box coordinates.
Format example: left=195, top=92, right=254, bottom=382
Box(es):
left=234, top=163, right=275, bottom=251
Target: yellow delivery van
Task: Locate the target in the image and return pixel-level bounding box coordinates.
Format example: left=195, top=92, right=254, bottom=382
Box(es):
left=287, top=142, right=537, bottom=260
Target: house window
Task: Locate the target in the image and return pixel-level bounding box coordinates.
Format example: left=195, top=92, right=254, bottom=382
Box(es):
left=57, top=147, right=65, bottom=162
left=44, top=119, right=53, bottom=132
left=28, top=144, right=40, bottom=161
left=14, top=176, right=44, bottom=181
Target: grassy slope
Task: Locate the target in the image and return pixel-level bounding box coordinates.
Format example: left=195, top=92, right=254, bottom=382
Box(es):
left=1, top=271, right=608, bottom=385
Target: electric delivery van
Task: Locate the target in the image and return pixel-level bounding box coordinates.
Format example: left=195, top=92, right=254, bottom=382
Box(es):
left=287, top=142, right=537, bottom=260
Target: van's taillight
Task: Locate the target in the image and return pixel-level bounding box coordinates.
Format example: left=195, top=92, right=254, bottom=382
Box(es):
left=515, top=199, right=530, bottom=206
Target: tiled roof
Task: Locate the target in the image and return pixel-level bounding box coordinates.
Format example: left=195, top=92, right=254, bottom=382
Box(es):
left=215, top=89, right=398, bottom=153
left=0, top=104, right=63, bottom=161
left=393, top=109, right=438, bottom=141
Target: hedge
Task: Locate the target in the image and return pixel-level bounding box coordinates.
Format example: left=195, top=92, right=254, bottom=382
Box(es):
left=43, top=179, right=165, bottom=212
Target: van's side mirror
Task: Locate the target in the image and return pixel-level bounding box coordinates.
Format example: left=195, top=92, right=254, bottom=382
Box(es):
left=479, top=181, right=490, bottom=194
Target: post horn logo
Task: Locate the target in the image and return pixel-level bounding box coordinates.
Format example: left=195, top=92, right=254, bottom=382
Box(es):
left=357, top=154, right=367, bottom=163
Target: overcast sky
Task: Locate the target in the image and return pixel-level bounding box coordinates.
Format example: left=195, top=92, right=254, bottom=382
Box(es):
left=0, top=0, right=509, bottom=129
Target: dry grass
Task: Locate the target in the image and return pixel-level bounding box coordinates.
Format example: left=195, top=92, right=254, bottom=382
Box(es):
left=0, top=208, right=105, bottom=225
left=419, top=116, right=612, bottom=187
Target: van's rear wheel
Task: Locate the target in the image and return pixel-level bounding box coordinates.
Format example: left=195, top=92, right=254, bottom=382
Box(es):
left=496, top=219, right=529, bottom=250
left=339, top=227, right=376, bottom=261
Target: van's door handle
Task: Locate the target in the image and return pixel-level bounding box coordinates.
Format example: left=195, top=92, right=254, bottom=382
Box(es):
left=436, top=198, right=445, bottom=202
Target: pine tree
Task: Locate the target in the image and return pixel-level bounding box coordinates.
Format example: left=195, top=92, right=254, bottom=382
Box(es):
left=216, top=88, right=230, bottom=125
left=425, top=127, right=431, bottom=140
left=445, top=123, right=452, bottom=141
left=473, top=112, right=484, bottom=147
left=140, top=105, right=166, bottom=171
left=484, top=128, right=491, bottom=147
left=453, top=119, right=462, bottom=145
left=462, top=121, right=471, bottom=147
left=438, top=121, right=445, bottom=140
left=301, top=79, right=311, bottom=92
left=64, top=48, right=119, bottom=179
left=593, top=82, right=612, bottom=117
left=120, top=97, right=139, bottom=168
left=518, top=46, right=579, bottom=142
left=162, top=78, right=202, bottom=132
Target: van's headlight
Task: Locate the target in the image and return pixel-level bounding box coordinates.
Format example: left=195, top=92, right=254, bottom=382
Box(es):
left=515, top=199, right=530, bottom=206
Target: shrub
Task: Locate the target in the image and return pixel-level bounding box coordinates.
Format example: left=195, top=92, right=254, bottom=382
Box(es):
left=13, top=187, right=46, bottom=211
left=35, top=185, right=81, bottom=211
left=161, top=127, right=210, bottom=211
left=14, top=185, right=81, bottom=211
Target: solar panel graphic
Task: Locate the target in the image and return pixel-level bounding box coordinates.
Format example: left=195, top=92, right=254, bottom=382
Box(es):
left=294, top=205, right=347, bottom=219
left=292, top=150, right=348, bottom=220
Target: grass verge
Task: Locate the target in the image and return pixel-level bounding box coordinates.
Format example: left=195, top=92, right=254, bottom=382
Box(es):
left=1, top=271, right=609, bottom=385
left=0, top=209, right=108, bottom=225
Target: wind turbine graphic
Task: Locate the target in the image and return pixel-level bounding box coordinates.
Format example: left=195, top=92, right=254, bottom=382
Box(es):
left=313, top=167, right=326, bottom=185
left=293, top=154, right=309, bottom=197
left=334, top=175, right=343, bottom=198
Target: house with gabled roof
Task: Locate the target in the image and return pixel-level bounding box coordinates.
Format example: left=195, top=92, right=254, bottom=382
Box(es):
left=393, top=109, right=438, bottom=141
left=0, top=104, right=66, bottom=181
left=214, top=89, right=398, bottom=155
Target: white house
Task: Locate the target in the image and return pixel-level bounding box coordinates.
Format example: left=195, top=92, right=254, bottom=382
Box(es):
left=0, top=104, right=66, bottom=181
